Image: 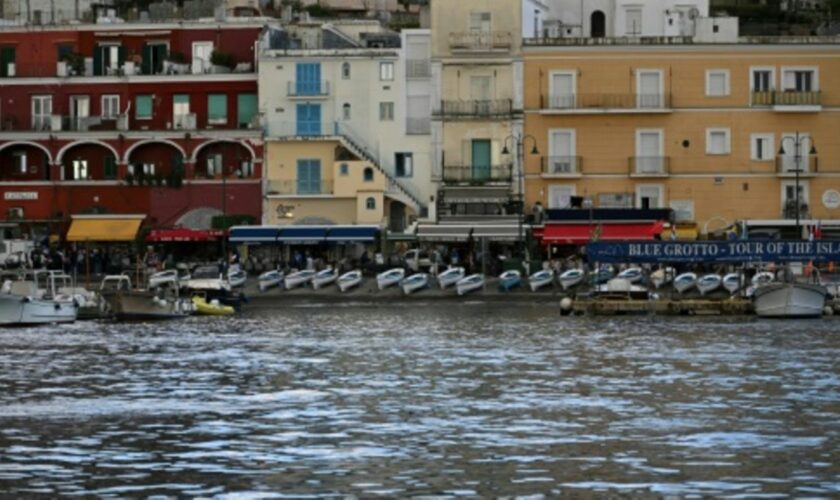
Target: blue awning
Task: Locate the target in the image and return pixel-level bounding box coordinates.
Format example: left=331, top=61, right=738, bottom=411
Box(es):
left=229, top=226, right=282, bottom=243
left=277, top=226, right=329, bottom=244
left=326, top=226, right=379, bottom=243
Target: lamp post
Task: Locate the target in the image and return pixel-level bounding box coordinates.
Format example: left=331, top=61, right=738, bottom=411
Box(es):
left=501, top=134, right=539, bottom=259
left=778, top=133, right=817, bottom=239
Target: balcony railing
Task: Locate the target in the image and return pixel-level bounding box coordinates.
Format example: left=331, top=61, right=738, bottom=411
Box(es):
left=436, top=99, right=515, bottom=119
left=5, top=60, right=254, bottom=78
left=287, top=81, right=330, bottom=97
left=629, top=156, right=670, bottom=176
left=541, top=156, right=582, bottom=175
left=544, top=93, right=670, bottom=110
left=449, top=31, right=513, bottom=51
left=776, top=155, right=819, bottom=174
left=442, top=164, right=513, bottom=184
left=751, top=90, right=821, bottom=107
left=406, top=59, right=431, bottom=79
left=266, top=180, right=334, bottom=196
left=406, top=117, right=431, bottom=135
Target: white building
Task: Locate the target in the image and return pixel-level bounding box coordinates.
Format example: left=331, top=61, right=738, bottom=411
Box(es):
left=543, top=0, right=711, bottom=38
left=1, top=0, right=112, bottom=24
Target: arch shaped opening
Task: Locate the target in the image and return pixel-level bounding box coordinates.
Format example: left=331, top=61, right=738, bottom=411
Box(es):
left=126, top=141, right=186, bottom=181
left=194, top=141, right=255, bottom=179
left=363, top=167, right=374, bottom=182
left=59, top=142, right=119, bottom=181
left=0, top=143, right=53, bottom=181
left=365, top=197, right=376, bottom=210
left=591, top=11, right=606, bottom=38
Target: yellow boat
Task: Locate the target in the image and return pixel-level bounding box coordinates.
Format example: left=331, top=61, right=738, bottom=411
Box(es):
left=191, top=296, right=235, bottom=316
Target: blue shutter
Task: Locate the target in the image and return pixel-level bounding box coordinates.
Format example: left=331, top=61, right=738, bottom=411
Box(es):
left=296, top=63, right=321, bottom=95
left=296, top=159, right=322, bottom=194
left=296, top=103, right=321, bottom=136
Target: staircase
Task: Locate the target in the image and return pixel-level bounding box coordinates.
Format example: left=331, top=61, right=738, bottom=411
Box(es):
left=333, top=122, right=425, bottom=215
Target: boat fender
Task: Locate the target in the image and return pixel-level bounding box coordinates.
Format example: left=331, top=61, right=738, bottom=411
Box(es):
left=824, top=306, right=834, bottom=317
left=560, top=297, right=573, bottom=315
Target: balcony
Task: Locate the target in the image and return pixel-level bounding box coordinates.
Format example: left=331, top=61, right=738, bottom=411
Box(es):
left=751, top=90, right=821, bottom=111
left=442, top=164, right=513, bottom=184
left=542, top=93, right=671, bottom=113
left=406, top=117, right=431, bottom=135
left=406, top=59, right=431, bottom=79
left=541, top=156, right=582, bottom=177
left=287, top=81, right=330, bottom=98
left=449, top=31, right=513, bottom=52
left=776, top=155, right=819, bottom=176
left=265, top=180, right=334, bottom=196
left=435, top=99, right=516, bottom=120
left=629, top=157, right=670, bottom=177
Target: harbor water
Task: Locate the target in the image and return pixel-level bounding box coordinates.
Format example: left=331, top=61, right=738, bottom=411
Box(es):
left=0, top=304, right=838, bottom=497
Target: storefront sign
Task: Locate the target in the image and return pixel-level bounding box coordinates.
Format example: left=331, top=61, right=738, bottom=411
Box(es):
left=4, top=192, right=38, bottom=201
left=587, top=240, right=840, bottom=264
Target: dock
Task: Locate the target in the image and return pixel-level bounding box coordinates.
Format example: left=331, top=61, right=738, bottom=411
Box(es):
left=572, top=298, right=754, bottom=316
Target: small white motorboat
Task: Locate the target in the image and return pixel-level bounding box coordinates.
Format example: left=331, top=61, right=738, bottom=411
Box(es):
left=227, top=268, right=247, bottom=288
left=338, top=270, right=363, bottom=292
left=456, top=274, right=484, bottom=296
left=752, top=271, right=775, bottom=287
left=650, top=267, right=675, bottom=289
left=617, top=267, right=644, bottom=284
left=753, top=282, right=828, bottom=318
left=437, top=267, right=465, bottom=289
left=590, top=266, right=615, bottom=286
left=258, top=270, right=284, bottom=292
left=284, top=269, right=316, bottom=289
left=149, top=270, right=179, bottom=289
left=0, top=280, right=78, bottom=326
left=673, top=272, right=698, bottom=294
left=697, top=274, right=722, bottom=296
left=529, top=269, right=555, bottom=292
left=312, top=267, right=338, bottom=290
left=593, top=278, right=650, bottom=300
left=499, top=270, right=522, bottom=291
left=559, top=269, right=585, bottom=290
left=723, top=273, right=743, bottom=294
left=377, top=268, right=405, bottom=290
left=401, top=273, right=429, bottom=295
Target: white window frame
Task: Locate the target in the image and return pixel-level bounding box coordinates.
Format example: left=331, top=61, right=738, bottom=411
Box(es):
left=624, top=7, right=643, bottom=35
left=547, top=128, right=576, bottom=158
left=31, top=95, right=53, bottom=131
left=379, top=102, right=394, bottom=121
left=781, top=180, right=809, bottom=209
left=547, top=184, right=576, bottom=209
left=635, top=128, right=664, bottom=157
left=750, top=133, right=775, bottom=161
left=379, top=61, right=394, bottom=81
left=705, top=69, right=730, bottom=97
left=780, top=66, right=820, bottom=91
left=548, top=70, right=576, bottom=109
left=779, top=131, right=813, bottom=173
left=101, top=94, right=120, bottom=119
left=749, top=66, right=776, bottom=91
left=635, top=184, right=665, bottom=209
left=705, top=128, right=731, bottom=155
left=636, top=69, right=664, bottom=108
left=191, top=41, right=214, bottom=74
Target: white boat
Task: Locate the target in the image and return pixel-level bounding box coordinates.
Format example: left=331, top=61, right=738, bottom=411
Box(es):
left=529, top=269, right=555, bottom=292
left=284, top=269, right=316, bottom=289
left=559, top=269, right=585, bottom=290
left=697, top=274, right=722, bottom=296
left=673, top=272, right=698, bottom=294
left=227, top=268, right=247, bottom=288
left=616, top=267, right=644, bottom=284
left=401, top=273, right=429, bottom=295
left=499, top=270, right=522, bottom=291
left=650, top=267, right=675, bottom=289
left=0, top=280, right=77, bottom=326
left=312, top=268, right=338, bottom=290
left=437, top=267, right=465, bottom=289
left=590, top=266, right=615, bottom=286
left=594, top=278, right=650, bottom=300
left=149, top=270, right=180, bottom=289
left=456, top=274, right=484, bottom=296
left=39, top=271, right=102, bottom=319
left=184, top=265, right=232, bottom=293
left=258, top=270, right=284, bottom=292
left=100, top=274, right=191, bottom=321
left=752, top=271, right=775, bottom=287
left=723, top=273, right=743, bottom=294
left=753, top=282, right=827, bottom=318
left=377, top=268, right=405, bottom=290
left=338, top=270, right=363, bottom=292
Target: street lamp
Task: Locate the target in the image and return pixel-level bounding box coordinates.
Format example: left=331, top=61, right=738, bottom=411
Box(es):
left=778, top=133, right=817, bottom=239
left=501, top=134, right=539, bottom=259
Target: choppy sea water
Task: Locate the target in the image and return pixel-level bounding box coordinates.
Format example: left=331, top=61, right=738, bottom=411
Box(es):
left=0, top=303, right=838, bottom=498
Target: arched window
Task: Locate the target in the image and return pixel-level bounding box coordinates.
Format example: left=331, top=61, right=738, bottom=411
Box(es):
left=342, top=62, right=351, bottom=79
left=363, top=167, right=374, bottom=182
left=590, top=11, right=606, bottom=38
left=366, top=197, right=376, bottom=210
left=342, top=103, right=351, bottom=120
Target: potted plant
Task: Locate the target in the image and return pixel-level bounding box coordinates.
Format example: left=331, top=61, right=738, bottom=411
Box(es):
left=210, top=50, right=235, bottom=74
left=60, top=52, right=85, bottom=76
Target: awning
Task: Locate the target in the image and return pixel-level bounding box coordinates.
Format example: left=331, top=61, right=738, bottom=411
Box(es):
left=539, top=221, right=666, bottom=245
left=66, top=215, right=144, bottom=242
left=229, top=226, right=282, bottom=244
left=146, top=228, right=224, bottom=243
left=277, top=226, right=329, bottom=244
left=417, top=224, right=524, bottom=242
left=325, top=226, right=378, bottom=243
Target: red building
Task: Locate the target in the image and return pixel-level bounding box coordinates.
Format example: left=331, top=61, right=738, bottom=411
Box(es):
left=0, top=20, right=268, bottom=240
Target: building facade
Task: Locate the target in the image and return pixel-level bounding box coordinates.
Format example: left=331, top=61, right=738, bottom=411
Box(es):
left=0, top=20, right=267, bottom=237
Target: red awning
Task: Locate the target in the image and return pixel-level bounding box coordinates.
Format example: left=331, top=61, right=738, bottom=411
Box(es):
left=539, top=221, right=666, bottom=245
left=146, top=228, right=223, bottom=243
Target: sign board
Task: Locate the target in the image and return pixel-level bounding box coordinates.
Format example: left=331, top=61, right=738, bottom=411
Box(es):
left=586, top=240, right=840, bottom=264
left=3, top=192, right=38, bottom=201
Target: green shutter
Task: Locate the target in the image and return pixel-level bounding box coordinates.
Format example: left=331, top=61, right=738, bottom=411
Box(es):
left=0, top=47, right=15, bottom=77
left=118, top=45, right=126, bottom=67
left=104, top=155, right=117, bottom=179
left=208, top=94, right=227, bottom=124
left=93, top=45, right=103, bottom=76
left=141, top=44, right=152, bottom=75
left=237, top=93, right=257, bottom=128
left=174, top=94, right=189, bottom=105
left=136, top=95, right=152, bottom=119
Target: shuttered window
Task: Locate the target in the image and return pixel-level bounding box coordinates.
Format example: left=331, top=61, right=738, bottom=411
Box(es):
left=237, top=93, right=257, bottom=128
left=135, top=95, right=152, bottom=119
left=208, top=94, right=227, bottom=124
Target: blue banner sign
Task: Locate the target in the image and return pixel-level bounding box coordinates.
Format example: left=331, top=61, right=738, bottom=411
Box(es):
left=586, top=240, right=840, bottom=264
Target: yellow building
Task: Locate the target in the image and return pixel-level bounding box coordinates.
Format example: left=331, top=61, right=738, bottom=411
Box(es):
left=523, top=38, right=840, bottom=236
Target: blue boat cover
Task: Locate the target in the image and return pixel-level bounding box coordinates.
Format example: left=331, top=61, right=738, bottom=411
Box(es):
left=229, top=226, right=282, bottom=243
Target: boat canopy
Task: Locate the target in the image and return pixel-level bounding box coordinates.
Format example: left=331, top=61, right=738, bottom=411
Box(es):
left=416, top=224, right=522, bottom=242
left=536, top=221, right=665, bottom=246
left=66, top=214, right=144, bottom=242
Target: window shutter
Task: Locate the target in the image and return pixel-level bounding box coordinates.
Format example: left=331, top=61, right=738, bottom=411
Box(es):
left=93, top=45, right=103, bottom=76
left=136, top=95, right=152, bottom=118
left=208, top=94, right=227, bottom=123
left=237, top=93, right=257, bottom=128
left=141, top=44, right=152, bottom=75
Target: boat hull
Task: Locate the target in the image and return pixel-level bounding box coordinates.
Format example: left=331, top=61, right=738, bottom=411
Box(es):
left=338, top=272, right=363, bottom=292
left=402, top=275, right=429, bottom=295
left=0, top=294, right=77, bottom=326
left=753, top=283, right=827, bottom=318
left=109, top=293, right=190, bottom=321
left=456, top=275, right=484, bottom=296
left=559, top=271, right=584, bottom=291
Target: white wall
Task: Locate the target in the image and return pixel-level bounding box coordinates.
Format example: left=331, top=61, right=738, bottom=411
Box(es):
left=522, top=0, right=549, bottom=39
left=546, top=0, right=710, bottom=38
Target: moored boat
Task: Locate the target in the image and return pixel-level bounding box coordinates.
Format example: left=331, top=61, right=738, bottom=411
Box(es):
left=590, top=266, right=615, bottom=286
left=752, top=271, right=775, bottom=287
left=650, top=267, right=675, bottom=289
left=673, top=272, right=698, bottom=294
left=723, top=273, right=743, bottom=294
left=312, top=268, right=338, bottom=290
left=338, top=270, right=363, bottom=292
left=227, top=268, right=247, bottom=288
left=0, top=280, right=78, bottom=326
left=617, top=267, right=644, bottom=284
left=559, top=268, right=585, bottom=290
left=593, top=278, right=650, bottom=300
left=102, top=275, right=190, bottom=321
left=377, top=268, right=405, bottom=290
left=697, top=274, right=723, bottom=296
left=753, top=282, right=827, bottom=318
left=258, top=270, right=284, bottom=292
left=529, top=269, right=555, bottom=292
left=192, top=295, right=236, bottom=316
left=437, top=267, right=465, bottom=289
left=401, top=273, right=429, bottom=295
left=498, top=270, right=521, bottom=291
left=456, top=274, right=484, bottom=296
left=284, top=269, right=316, bottom=289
